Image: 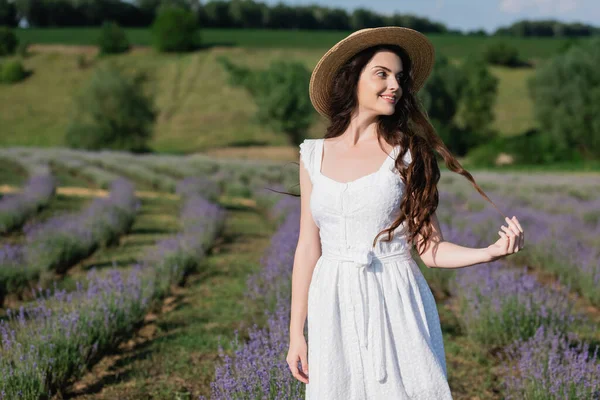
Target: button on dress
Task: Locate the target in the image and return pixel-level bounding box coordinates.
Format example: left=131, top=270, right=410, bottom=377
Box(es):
left=299, top=138, right=453, bottom=400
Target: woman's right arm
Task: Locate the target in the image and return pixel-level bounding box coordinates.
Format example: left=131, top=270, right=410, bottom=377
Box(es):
left=289, top=156, right=321, bottom=342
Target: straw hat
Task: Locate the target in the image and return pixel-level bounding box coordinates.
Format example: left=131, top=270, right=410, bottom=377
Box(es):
left=309, top=26, right=435, bottom=119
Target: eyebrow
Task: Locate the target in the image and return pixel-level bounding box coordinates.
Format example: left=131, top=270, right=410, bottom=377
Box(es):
left=372, top=65, right=403, bottom=74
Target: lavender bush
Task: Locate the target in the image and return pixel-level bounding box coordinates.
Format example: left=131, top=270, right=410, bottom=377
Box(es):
left=146, top=190, right=226, bottom=299
left=24, top=178, right=139, bottom=274
left=205, top=193, right=303, bottom=399
left=500, top=325, right=600, bottom=399
left=176, top=176, right=222, bottom=203
left=439, top=173, right=600, bottom=307
left=449, top=262, right=583, bottom=348
left=0, top=266, right=154, bottom=398
left=0, top=178, right=227, bottom=398
left=0, top=244, right=31, bottom=306
left=0, top=174, right=56, bottom=234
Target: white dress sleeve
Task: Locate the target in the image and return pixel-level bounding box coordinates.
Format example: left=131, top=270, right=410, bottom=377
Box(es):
left=299, top=139, right=316, bottom=184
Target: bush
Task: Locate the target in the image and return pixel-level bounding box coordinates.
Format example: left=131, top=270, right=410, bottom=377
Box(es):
left=507, top=129, right=573, bottom=164
left=419, top=54, right=499, bottom=157
left=484, top=42, right=523, bottom=67
left=97, top=21, right=130, bottom=55
left=528, top=38, right=600, bottom=161
left=0, top=60, right=26, bottom=83
left=419, top=54, right=466, bottom=127
left=217, top=56, right=315, bottom=144
left=466, top=135, right=513, bottom=167
left=65, top=63, right=157, bottom=152
left=459, top=55, right=499, bottom=143
left=0, top=26, right=17, bottom=56
left=151, top=6, right=199, bottom=52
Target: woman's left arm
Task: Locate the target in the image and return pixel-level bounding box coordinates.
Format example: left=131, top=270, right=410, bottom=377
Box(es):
left=413, top=212, right=524, bottom=270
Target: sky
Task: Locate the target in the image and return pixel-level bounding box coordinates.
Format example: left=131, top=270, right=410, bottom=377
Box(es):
left=260, top=0, right=600, bottom=33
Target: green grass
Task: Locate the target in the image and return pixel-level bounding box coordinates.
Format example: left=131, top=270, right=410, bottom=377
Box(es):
left=14, top=28, right=578, bottom=60
left=489, top=66, right=537, bottom=136
left=51, top=162, right=99, bottom=188
left=0, top=158, right=27, bottom=186
left=0, top=43, right=541, bottom=153
left=438, top=302, right=502, bottom=399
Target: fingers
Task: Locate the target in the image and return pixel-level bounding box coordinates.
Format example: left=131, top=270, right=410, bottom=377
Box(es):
left=287, top=355, right=309, bottom=384
left=504, top=217, right=520, bottom=236
left=498, top=229, right=509, bottom=253
left=512, top=216, right=525, bottom=249
left=500, top=225, right=515, bottom=253
left=505, top=216, right=524, bottom=251
left=300, top=353, right=309, bottom=377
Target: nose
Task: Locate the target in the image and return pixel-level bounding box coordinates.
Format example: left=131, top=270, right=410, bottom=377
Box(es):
left=388, top=76, right=399, bottom=91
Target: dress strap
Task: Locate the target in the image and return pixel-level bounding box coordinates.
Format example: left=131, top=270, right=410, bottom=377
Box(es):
left=299, top=139, right=317, bottom=183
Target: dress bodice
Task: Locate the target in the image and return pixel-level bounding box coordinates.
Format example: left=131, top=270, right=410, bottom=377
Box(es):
left=299, top=138, right=414, bottom=262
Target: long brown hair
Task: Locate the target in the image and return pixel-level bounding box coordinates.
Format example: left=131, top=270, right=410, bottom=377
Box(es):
left=273, top=44, right=506, bottom=256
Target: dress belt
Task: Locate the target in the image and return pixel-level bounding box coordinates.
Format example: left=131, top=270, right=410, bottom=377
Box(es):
left=320, top=249, right=414, bottom=383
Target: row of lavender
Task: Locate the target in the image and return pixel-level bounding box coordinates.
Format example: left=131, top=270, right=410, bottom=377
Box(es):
left=1, top=147, right=297, bottom=200
left=0, top=150, right=57, bottom=234
left=0, top=178, right=139, bottom=307
left=0, top=177, right=226, bottom=398
left=200, top=186, right=306, bottom=399
left=0, top=175, right=56, bottom=234
left=426, top=174, right=600, bottom=399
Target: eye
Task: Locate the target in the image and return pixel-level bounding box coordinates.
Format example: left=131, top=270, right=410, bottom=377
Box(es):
left=377, top=71, right=404, bottom=81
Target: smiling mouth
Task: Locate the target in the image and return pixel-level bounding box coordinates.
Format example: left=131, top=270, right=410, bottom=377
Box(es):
left=380, top=96, right=396, bottom=104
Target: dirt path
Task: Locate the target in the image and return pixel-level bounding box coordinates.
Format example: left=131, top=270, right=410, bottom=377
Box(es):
left=0, top=184, right=179, bottom=200
left=28, top=44, right=152, bottom=56
left=0, top=185, right=259, bottom=209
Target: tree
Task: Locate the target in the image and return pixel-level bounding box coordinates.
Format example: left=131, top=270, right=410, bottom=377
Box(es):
left=217, top=56, right=315, bottom=145
left=419, top=54, right=465, bottom=124
left=151, top=5, right=199, bottom=52
left=459, top=55, right=499, bottom=144
left=483, top=42, right=523, bottom=67
left=418, top=54, right=470, bottom=155
left=65, top=63, right=157, bottom=152
left=0, top=0, right=18, bottom=27
left=0, top=26, right=17, bottom=56
left=228, top=0, right=264, bottom=28
left=199, top=0, right=229, bottom=28
left=528, top=38, right=600, bottom=161
left=97, top=21, right=130, bottom=55
left=350, top=8, right=384, bottom=30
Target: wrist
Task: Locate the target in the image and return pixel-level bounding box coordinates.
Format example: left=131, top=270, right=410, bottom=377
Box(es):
left=481, top=247, right=495, bottom=262
left=290, top=329, right=305, bottom=341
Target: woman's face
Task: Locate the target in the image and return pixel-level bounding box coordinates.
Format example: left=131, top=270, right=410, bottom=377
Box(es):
left=356, top=50, right=404, bottom=117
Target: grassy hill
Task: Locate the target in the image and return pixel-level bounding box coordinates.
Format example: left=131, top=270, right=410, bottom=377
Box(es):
left=14, top=28, right=574, bottom=60
left=0, top=28, right=577, bottom=154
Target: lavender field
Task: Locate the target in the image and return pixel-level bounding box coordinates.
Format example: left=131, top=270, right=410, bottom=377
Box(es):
left=0, top=147, right=598, bottom=399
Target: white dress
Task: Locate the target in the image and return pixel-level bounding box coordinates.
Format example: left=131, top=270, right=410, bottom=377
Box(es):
left=299, top=138, right=453, bottom=400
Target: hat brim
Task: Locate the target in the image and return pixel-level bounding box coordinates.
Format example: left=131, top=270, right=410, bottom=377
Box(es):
left=309, top=27, right=435, bottom=119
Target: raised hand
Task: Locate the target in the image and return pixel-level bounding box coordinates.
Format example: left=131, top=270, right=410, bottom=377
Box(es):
left=486, top=216, right=524, bottom=261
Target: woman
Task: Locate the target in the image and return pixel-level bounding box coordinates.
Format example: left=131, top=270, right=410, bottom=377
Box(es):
left=286, top=27, right=524, bottom=399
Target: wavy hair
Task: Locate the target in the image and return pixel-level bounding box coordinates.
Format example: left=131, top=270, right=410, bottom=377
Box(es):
left=274, top=44, right=505, bottom=256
